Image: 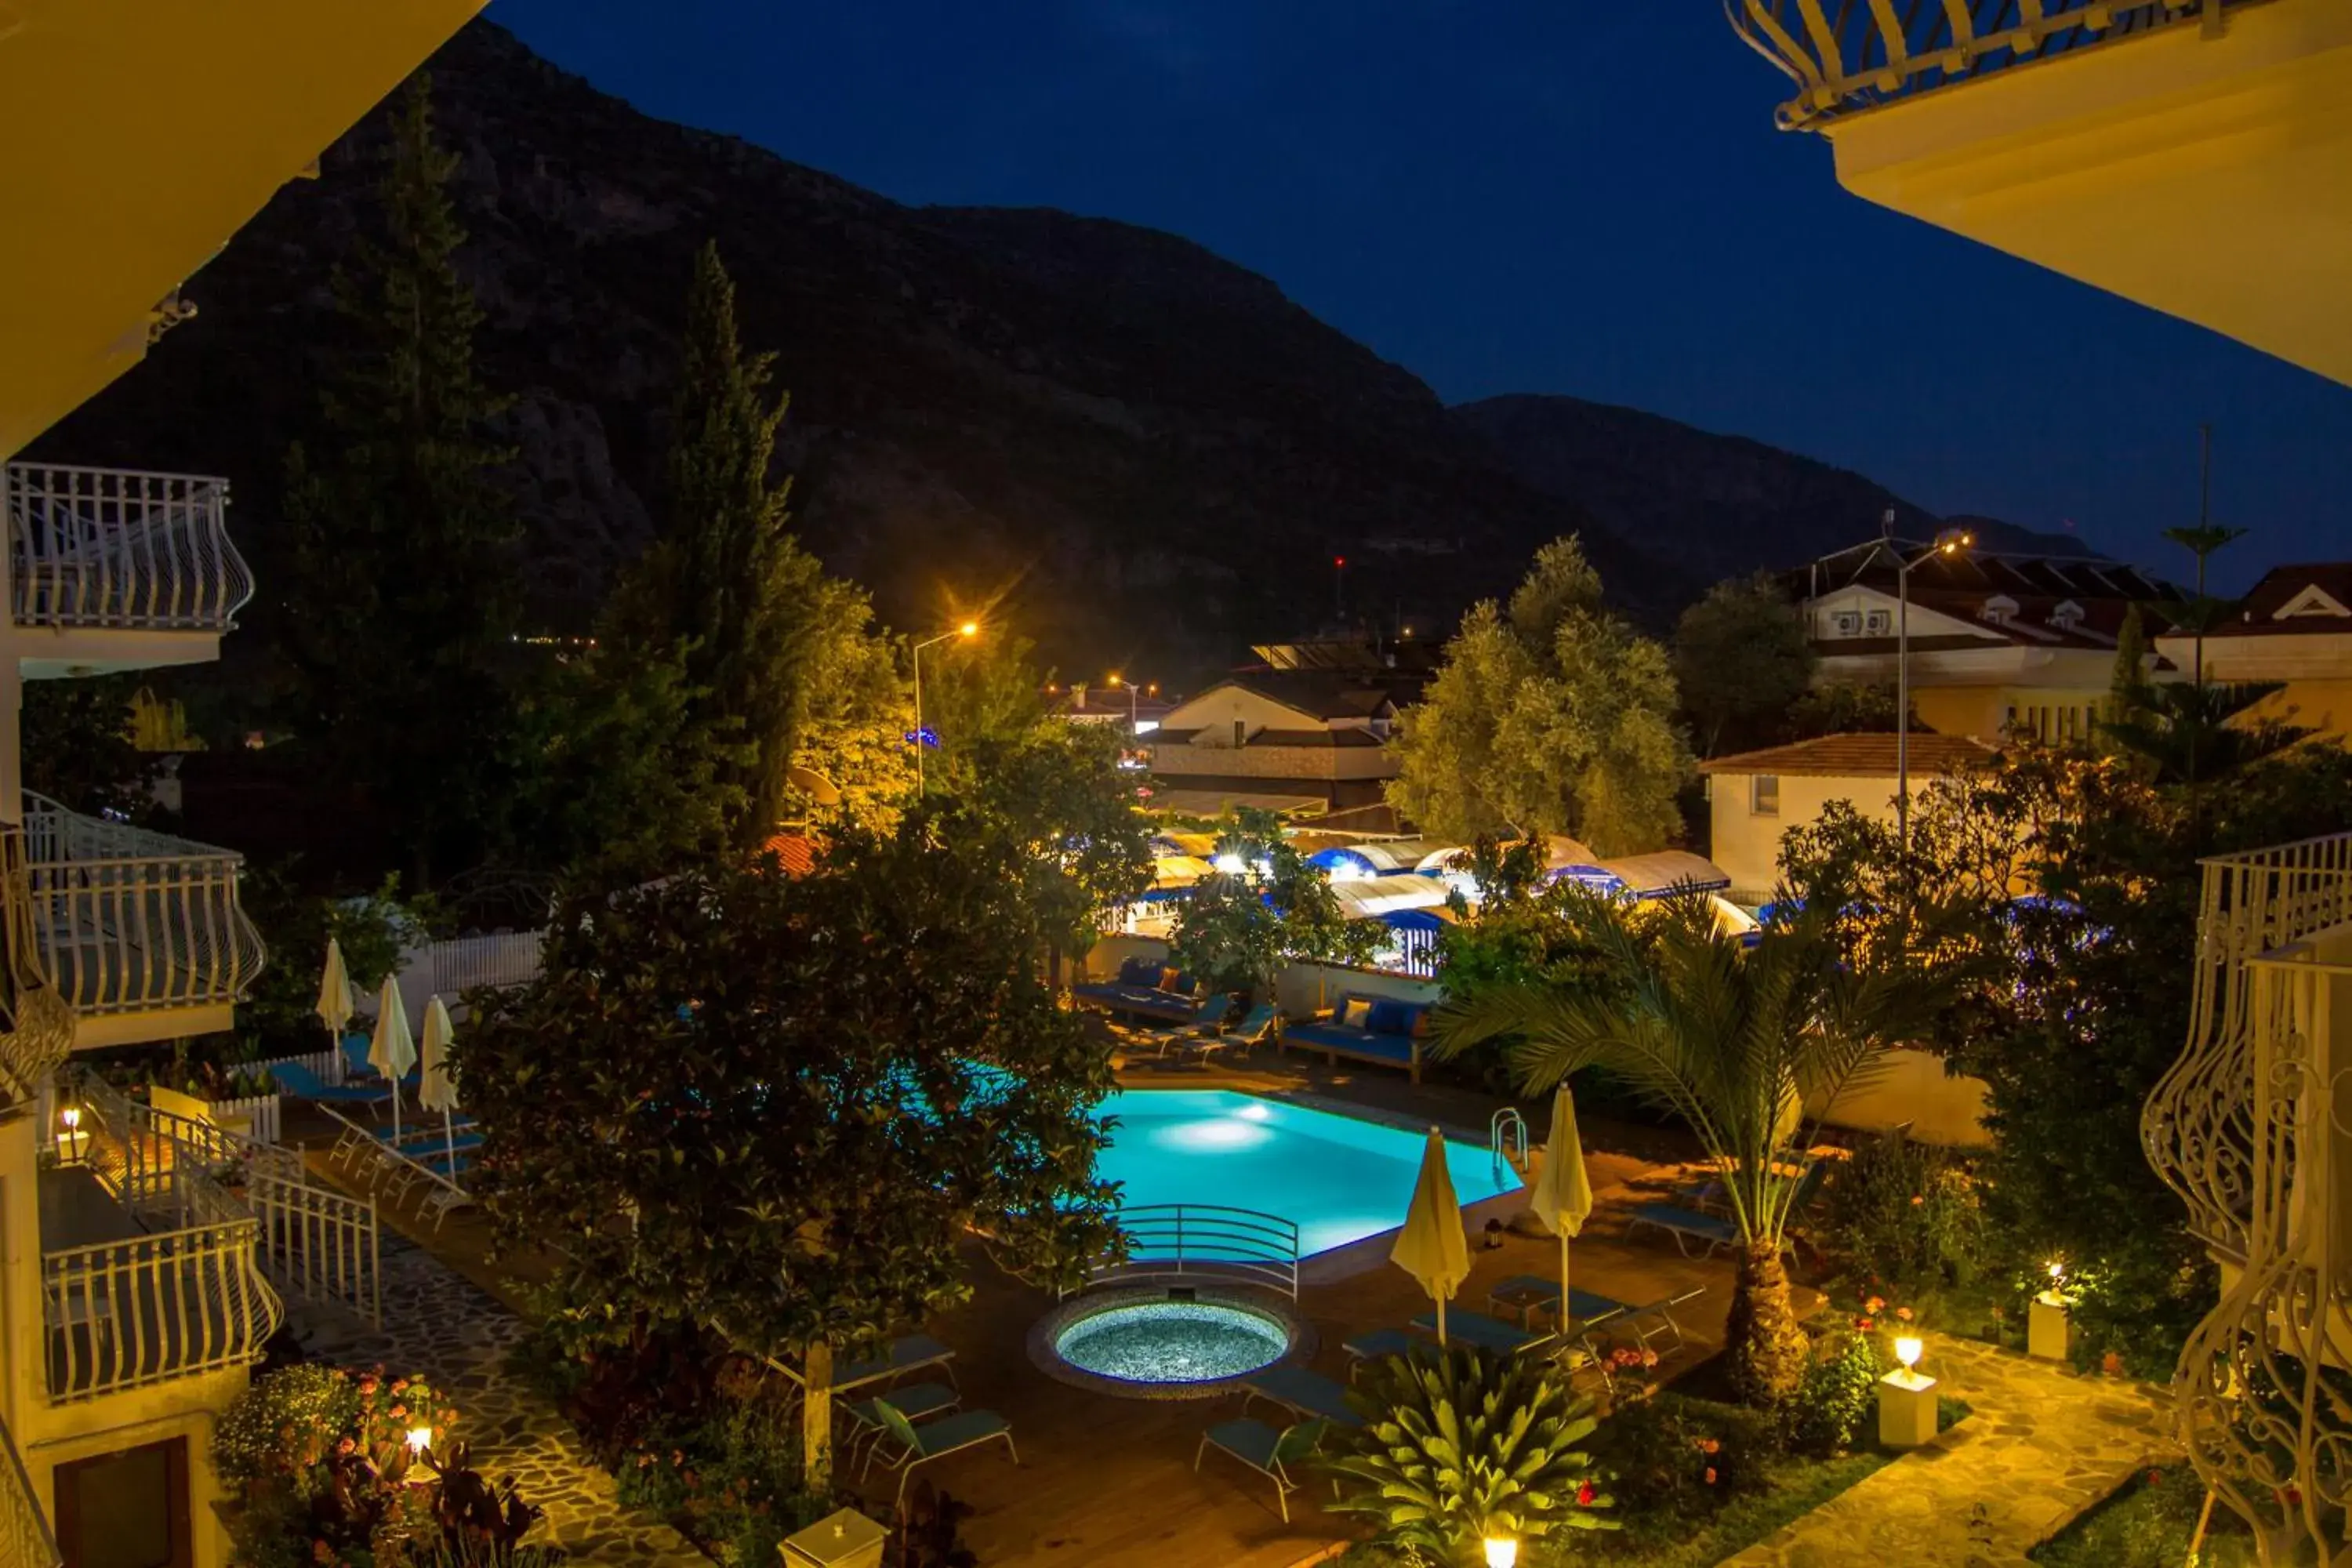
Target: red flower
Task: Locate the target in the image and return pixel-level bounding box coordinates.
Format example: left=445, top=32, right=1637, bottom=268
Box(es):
left=1576, top=1482, right=1596, bottom=1507
left=1895, top=1307, right=1914, bottom=1322
left=2147, top=1469, right=2163, bottom=1486
left=1910, top=1194, right=1925, bottom=1207
left=1704, top=1467, right=1719, bottom=1486
left=1856, top=1316, right=1875, bottom=1330
left=1700, top=1439, right=1721, bottom=1455
left=1865, top=1296, right=1886, bottom=1314
left=388, top=1405, right=407, bottom=1421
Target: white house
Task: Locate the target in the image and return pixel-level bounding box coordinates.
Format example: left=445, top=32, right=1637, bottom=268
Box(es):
left=1145, top=671, right=1403, bottom=822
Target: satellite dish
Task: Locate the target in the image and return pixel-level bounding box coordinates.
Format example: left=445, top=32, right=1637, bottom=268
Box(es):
left=786, top=765, right=842, bottom=808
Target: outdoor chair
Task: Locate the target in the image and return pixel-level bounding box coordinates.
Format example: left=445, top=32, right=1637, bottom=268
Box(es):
left=419, top=1178, right=476, bottom=1233
left=1625, top=1203, right=1766, bottom=1259
left=1407, top=1308, right=1556, bottom=1357
left=1239, top=1365, right=1361, bottom=1429
left=1137, top=993, right=1236, bottom=1056
left=1174, top=1002, right=1279, bottom=1065
left=1340, top=1328, right=1422, bottom=1376
left=1194, top=1417, right=1327, bottom=1524
left=864, top=1398, right=1017, bottom=1506
left=1485, top=1278, right=1632, bottom=1338
left=1623, top=1287, right=1707, bottom=1354
left=341, top=1036, right=423, bottom=1087
left=838, top=1381, right=960, bottom=1468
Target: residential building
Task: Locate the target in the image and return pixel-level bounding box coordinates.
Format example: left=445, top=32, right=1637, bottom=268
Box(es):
left=1791, top=539, right=2179, bottom=744
left=1697, top=732, right=1996, bottom=905
left=0, top=4, right=491, bottom=1562
left=1051, top=681, right=1177, bottom=736
left=2156, top=563, right=2352, bottom=742
left=1144, top=672, right=1402, bottom=822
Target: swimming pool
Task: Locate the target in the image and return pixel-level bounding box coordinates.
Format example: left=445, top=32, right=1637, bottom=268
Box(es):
left=1094, top=1089, right=1519, bottom=1258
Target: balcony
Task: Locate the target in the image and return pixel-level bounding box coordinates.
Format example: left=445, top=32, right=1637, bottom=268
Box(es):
left=22, top=792, right=267, bottom=1049
left=4, top=461, right=253, bottom=667
left=1728, top=0, right=2352, bottom=387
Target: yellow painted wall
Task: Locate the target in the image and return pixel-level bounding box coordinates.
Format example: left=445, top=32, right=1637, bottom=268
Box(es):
left=1708, top=771, right=1907, bottom=904
left=0, top=0, right=492, bottom=458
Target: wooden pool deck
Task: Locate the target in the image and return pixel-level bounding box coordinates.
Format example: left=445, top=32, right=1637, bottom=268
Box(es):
left=293, top=1048, right=1799, bottom=1566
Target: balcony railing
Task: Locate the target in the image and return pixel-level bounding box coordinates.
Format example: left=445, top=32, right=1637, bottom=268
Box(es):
left=0, top=826, right=75, bottom=1105
left=1730, top=0, right=2259, bottom=131
left=0, top=1413, right=60, bottom=1568
left=4, top=461, right=252, bottom=633
left=22, top=792, right=267, bottom=1019
left=2145, top=832, right=2352, bottom=1260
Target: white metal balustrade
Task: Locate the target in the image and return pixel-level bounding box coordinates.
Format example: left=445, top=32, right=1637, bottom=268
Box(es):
left=1730, top=0, right=2257, bottom=131
left=1084, top=1203, right=1301, bottom=1299
left=0, top=1413, right=60, bottom=1568
left=5, top=461, right=252, bottom=633
left=21, top=791, right=266, bottom=1019
left=0, top=824, right=74, bottom=1103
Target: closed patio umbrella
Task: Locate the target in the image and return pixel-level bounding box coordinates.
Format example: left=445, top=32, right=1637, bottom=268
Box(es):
left=419, top=996, right=461, bottom=1175
left=1530, top=1083, right=1595, bottom=1330
left=317, top=938, right=356, bottom=1062
left=1392, top=1125, right=1470, bottom=1345
left=368, top=975, right=416, bottom=1141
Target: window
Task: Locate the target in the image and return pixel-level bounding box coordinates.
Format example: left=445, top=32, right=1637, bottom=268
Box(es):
left=1865, top=609, right=1891, bottom=634
left=1231, top=719, right=1247, bottom=749
left=55, top=1439, right=190, bottom=1568
left=1750, top=775, right=1780, bottom=816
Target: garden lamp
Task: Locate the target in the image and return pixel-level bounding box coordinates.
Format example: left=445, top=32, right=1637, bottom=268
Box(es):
left=1895, top=1337, right=1924, bottom=1370
left=1484, top=1538, right=1518, bottom=1568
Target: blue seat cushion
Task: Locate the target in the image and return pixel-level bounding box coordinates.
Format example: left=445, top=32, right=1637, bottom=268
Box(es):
left=1116, top=956, right=1162, bottom=987
left=1363, top=999, right=1413, bottom=1036
left=1283, top=1023, right=1414, bottom=1062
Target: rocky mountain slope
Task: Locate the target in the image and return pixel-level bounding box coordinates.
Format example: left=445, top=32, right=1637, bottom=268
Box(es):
left=34, top=20, right=2068, bottom=682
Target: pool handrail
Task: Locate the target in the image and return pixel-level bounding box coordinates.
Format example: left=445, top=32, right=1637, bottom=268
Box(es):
left=1086, top=1202, right=1301, bottom=1301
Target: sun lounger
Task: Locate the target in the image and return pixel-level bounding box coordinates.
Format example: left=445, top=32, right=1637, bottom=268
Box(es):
left=1240, top=1364, right=1362, bottom=1428
left=1195, top=1417, right=1327, bottom=1523
left=1138, top=993, right=1236, bottom=1056
left=1340, top=1327, right=1422, bottom=1374
left=1485, top=1277, right=1634, bottom=1334
left=1175, top=1002, right=1279, bottom=1065
left=1408, top=1308, right=1556, bottom=1356
left=273, top=1062, right=395, bottom=1109
left=1624, top=1287, right=1707, bottom=1353
left=865, top=1399, right=1017, bottom=1505
left=1624, top=1203, right=1752, bottom=1258
left=341, top=1036, right=423, bottom=1089
left=839, top=1380, right=960, bottom=1466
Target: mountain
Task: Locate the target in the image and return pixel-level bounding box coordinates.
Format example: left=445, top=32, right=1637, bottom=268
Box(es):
left=32, top=20, right=2073, bottom=700
left=1450, top=394, right=2088, bottom=590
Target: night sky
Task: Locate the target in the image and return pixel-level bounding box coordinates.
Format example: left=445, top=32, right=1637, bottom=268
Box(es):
left=490, top=0, right=2350, bottom=593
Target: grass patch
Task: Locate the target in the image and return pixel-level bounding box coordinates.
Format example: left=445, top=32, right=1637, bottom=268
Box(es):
left=2029, top=1465, right=2255, bottom=1568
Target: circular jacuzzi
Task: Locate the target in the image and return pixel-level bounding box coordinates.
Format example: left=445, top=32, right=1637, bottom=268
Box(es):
left=1030, top=1289, right=1309, bottom=1399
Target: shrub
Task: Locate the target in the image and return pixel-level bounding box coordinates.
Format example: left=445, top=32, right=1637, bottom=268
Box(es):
left=1585, top=1392, right=1777, bottom=1519
left=214, top=1363, right=361, bottom=1501
left=1783, top=1331, right=1887, bottom=1457
left=613, top=1361, right=829, bottom=1564
left=1326, top=1346, right=1617, bottom=1557
left=1817, top=1134, right=1987, bottom=1294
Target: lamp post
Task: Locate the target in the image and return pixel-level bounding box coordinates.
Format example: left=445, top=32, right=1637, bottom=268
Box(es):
left=1894, top=528, right=1973, bottom=847
left=1105, top=673, right=1159, bottom=735
left=911, top=621, right=978, bottom=794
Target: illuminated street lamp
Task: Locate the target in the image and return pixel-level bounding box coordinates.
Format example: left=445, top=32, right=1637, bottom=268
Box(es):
left=1105, top=673, right=1160, bottom=735
left=910, top=621, right=979, bottom=794
left=1894, top=523, right=1974, bottom=846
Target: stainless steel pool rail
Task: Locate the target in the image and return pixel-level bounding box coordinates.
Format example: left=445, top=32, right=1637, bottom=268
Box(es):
left=1087, top=1203, right=1301, bottom=1300
left=1490, top=1107, right=1529, bottom=1182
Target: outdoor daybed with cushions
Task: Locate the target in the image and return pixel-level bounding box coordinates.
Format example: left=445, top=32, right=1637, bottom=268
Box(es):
left=1282, top=993, right=1432, bottom=1082
left=1071, top=956, right=1203, bottom=1023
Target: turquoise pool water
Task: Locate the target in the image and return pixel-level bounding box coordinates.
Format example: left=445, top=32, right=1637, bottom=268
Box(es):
left=1094, top=1089, right=1519, bottom=1258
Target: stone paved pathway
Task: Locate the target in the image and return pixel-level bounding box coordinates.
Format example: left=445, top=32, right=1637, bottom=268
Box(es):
left=1722, top=1335, right=2178, bottom=1568
left=293, top=1236, right=707, bottom=1566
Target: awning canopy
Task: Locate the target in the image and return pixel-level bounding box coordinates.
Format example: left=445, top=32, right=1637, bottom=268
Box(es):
left=1145, top=789, right=1330, bottom=819
left=1335, top=874, right=1456, bottom=920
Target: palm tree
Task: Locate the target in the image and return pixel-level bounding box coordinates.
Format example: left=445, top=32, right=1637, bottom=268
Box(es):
left=1434, top=892, right=1943, bottom=1405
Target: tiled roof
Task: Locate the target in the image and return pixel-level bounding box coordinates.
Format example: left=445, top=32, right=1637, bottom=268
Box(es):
left=1697, top=732, right=1998, bottom=778
left=760, top=833, right=820, bottom=877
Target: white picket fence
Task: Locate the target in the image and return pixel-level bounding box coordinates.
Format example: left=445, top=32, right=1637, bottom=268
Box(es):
left=392, top=930, right=545, bottom=1024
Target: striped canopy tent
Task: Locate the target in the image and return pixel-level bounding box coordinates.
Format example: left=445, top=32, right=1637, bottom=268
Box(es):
left=1333, top=874, right=1454, bottom=921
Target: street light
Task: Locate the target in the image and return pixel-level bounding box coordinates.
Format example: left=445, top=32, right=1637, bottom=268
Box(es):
left=1895, top=526, right=1973, bottom=847
left=911, top=621, right=980, bottom=794
left=1105, top=673, right=1159, bottom=735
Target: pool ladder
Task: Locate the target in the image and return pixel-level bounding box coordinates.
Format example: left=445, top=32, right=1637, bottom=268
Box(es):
left=1490, top=1107, right=1530, bottom=1181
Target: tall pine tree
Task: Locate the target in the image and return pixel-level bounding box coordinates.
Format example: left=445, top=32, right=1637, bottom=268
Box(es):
left=280, top=75, right=520, bottom=883
left=617, top=241, right=830, bottom=849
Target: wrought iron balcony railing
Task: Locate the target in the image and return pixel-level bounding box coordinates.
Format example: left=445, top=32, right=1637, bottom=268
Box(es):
left=0, top=825, right=75, bottom=1109
left=1730, top=0, right=2259, bottom=131
left=21, top=792, right=267, bottom=1020
left=2145, top=832, right=2352, bottom=1261
left=5, top=461, right=253, bottom=633
left=0, top=1411, right=60, bottom=1568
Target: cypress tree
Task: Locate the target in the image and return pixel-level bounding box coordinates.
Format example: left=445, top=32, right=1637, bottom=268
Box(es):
left=280, top=74, right=520, bottom=882
left=622, top=241, right=827, bottom=849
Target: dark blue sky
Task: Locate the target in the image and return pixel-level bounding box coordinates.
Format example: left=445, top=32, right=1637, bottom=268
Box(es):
left=490, top=0, right=2348, bottom=592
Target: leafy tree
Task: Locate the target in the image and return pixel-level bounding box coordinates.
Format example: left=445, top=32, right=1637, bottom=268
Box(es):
left=503, top=641, right=744, bottom=881
left=1674, top=573, right=1815, bottom=757
left=919, top=628, right=1054, bottom=793
left=22, top=674, right=154, bottom=818
left=1773, top=737, right=2352, bottom=1372
left=278, top=76, right=521, bottom=884
left=1434, top=894, right=1943, bottom=1404
left=1167, top=807, right=1377, bottom=1000
left=2109, top=602, right=2152, bottom=716
left=783, top=579, right=913, bottom=834
left=1784, top=681, right=1905, bottom=740
left=960, top=724, right=1152, bottom=971
left=612, top=241, right=839, bottom=850
left=1325, top=1347, right=1615, bottom=1554
left=1388, top=536, right=1691, bottom=853
left=236, top=870, right=437, bottom=1058
left=458, top=798, right=1127, bottom=1490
